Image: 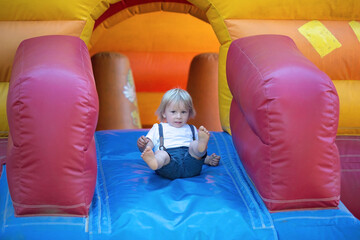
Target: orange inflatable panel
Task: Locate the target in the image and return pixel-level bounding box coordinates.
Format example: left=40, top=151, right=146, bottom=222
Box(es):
left=187, top=53, right=222, bottom=131
left=137, top=92, right=163, bottom=128
left=124, top=51, right=199, bottom=92
left=92, top=52, right=141, bottom=130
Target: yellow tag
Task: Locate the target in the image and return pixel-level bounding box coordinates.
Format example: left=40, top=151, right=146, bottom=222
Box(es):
left=0, top=82, right=9, bottom=138
left=298, top=20, right=341, bottom=58
left=349, top=21, right=360, bottom=42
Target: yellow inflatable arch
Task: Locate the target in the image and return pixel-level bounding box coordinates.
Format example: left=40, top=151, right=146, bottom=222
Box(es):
left=88, top=2, right=220, bottom=128
left=1, top=0, right=360, bottom=135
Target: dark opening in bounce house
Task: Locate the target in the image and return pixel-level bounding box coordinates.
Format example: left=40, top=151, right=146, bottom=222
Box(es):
left=0, top=0, right=360, bottom=239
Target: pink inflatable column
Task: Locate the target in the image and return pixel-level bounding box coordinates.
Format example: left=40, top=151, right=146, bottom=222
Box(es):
left=227, top=35, right=340, bottom=211
left=6, top=35, right=99, bottom=216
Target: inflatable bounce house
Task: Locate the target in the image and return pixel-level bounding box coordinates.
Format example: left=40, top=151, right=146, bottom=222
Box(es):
left=1, top=0, right=360, bottom=239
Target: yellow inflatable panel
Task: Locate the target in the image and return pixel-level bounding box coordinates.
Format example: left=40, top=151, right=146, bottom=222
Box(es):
left=0, top=0, right=109, bottom=44
left=191, top=0, right=360, bottom=21
left=218, top=42, right=231, bottom=133
left=333, top=80, right=360, bottom=135
left=0, top=0, right=100, bottom=20
left=0, top=21, right=86, bottom=83
left=0, top=82, right=9, bottom=138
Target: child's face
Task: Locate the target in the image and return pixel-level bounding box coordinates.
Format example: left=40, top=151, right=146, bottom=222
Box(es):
left=163, top=101, right=190, bottom=128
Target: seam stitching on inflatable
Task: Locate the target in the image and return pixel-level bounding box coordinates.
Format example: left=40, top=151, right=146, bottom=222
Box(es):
left=95, top=179, right=102, bottom=233
left=336, top=137, right=360, bottom=140
left=233, top=42, right=274, bottom=206
left=11, top=201, right=88, bottom=208
left=329, top=77, right=339, bottom=202
left=1, top=187, right=10, bottom=232
left=216, top=132, right=275, bottom=230
left=80, top=38, right=92, bottom=212
left=273, top=215, right=355, bottom=222
left=94, top=134, right=112, bottom=234
left=18, top=41, right=25, bottom=204
left=223, top=131, right=277, bottom=234
left=232, top=43, right=268, bottom=143
left=215, top=133, right=257, bottom=229
left=93, top=135, right=102, bottom=234
left=4, top=221, right=86, bottom=226
left=342, top=169, right=360, bottom=172
left=206, top=3, right=232, bottom=45
left=260, top=195, right=340, bottom=203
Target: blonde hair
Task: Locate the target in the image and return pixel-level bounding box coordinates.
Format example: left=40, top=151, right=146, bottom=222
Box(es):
left=156, top=88, right=196, bottom=122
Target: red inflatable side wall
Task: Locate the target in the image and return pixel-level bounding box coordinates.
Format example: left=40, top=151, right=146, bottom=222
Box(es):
left=336, top=136, right=360, bottom=219
left=6, top=35, right=99, bottom=216
left=227, top=35, right=340, bottom=211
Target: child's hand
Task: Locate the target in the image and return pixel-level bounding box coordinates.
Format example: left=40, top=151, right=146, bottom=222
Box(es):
left=137, top=136, right=149, bottom=152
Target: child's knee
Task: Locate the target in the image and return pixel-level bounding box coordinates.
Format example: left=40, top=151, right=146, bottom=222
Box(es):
left=189, top=148, right=206, bottom=160
left=155, top=150, right=170, bottom=164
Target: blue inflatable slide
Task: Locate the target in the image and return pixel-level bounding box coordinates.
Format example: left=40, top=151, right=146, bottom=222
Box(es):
left=1, top=130, right=360, bottom=239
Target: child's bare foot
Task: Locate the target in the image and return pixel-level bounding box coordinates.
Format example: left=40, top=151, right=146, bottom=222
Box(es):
left=197, top=126, right=210, bottom=153
left=141, top=146, right=158, bottom=170
left=204, top=153, right=220, bottom=166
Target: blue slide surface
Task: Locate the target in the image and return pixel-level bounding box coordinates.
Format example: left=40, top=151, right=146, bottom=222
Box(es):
left=1, top=130, right=359, bottom=239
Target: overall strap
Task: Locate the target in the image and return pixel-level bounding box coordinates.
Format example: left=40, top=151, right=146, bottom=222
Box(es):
left=189, top=125, right=196, bottom=140
left=158, top=123, right=166, bottom=150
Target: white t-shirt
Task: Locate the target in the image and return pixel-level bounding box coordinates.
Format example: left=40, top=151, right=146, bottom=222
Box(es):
left=146, top=123, right=198, bottom=150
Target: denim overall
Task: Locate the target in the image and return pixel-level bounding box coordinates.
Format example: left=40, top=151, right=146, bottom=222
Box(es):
left=155, top=124, right=206, bottom=179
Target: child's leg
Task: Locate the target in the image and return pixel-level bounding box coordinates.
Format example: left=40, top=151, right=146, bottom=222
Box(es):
left=141, top=146, right=170, bottom=170
left=189, top=126, right=210, bottom=159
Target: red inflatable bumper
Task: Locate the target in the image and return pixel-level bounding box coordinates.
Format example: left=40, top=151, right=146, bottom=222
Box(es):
left=6, top=35, right=99, bottom=216
left=227, top=35, right=340, bottom=211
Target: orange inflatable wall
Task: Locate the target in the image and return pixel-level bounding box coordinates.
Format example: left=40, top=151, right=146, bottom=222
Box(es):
left=92, top=52, right=141, bottom=130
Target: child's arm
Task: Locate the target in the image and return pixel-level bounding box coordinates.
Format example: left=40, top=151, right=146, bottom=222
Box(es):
left=137, top=136, right=154, bottom=152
